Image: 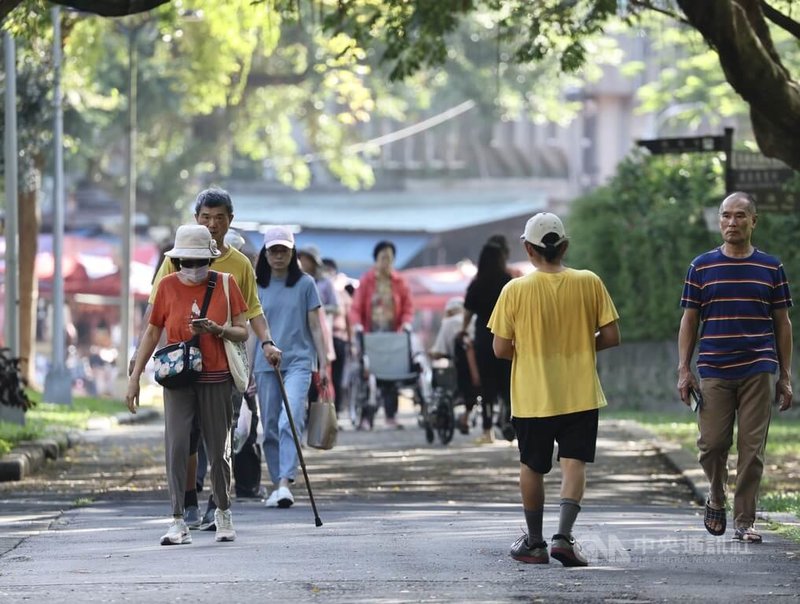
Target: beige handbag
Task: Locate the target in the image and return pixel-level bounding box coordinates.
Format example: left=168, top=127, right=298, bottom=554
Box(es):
left=307, top=383, right=338, bottom=450
left=221, top=273, right=250, bottom=393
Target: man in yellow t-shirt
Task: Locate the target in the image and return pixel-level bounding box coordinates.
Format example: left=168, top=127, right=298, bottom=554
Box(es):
left=488, top=212, right=620, bottom=568
left=132, top=188, right=281, bottom=530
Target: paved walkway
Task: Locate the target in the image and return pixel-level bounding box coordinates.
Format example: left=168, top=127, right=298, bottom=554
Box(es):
left=1, top=405, right=799, bottom=602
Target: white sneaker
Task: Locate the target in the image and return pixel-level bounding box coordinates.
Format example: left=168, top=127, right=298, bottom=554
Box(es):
left=264, top=489, right=280, bottom=508
left=160, top=518, right=191, bottom=545
left=214, top=508, right=236, bottom=542
left=276, top=486, right=294, bottom=508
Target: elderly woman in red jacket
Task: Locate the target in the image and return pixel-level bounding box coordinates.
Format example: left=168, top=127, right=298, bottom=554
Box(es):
left=350, top=240, right=413, bottom=428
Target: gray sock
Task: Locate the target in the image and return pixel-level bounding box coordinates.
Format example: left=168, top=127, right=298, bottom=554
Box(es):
left=557, top=498, right=581, bottom=537
left=524, top=509, right=544, bottom=545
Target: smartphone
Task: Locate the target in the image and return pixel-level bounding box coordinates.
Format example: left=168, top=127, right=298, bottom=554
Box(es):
left=191, top=318, right=209, bottom=327
left=689, top=387, right=703, bottom=412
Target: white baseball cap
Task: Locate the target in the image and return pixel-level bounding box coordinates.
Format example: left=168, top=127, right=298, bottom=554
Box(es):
left=263, top=225, right=295, bottom=249
left=520, top=212, right=567, bottom=247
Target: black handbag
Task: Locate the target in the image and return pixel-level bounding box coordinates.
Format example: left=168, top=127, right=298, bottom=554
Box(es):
left=153, top=272, right=217, bottom=389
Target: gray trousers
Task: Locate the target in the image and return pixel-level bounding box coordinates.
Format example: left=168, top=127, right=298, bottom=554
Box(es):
left=163, top=380, right=233, bottom=517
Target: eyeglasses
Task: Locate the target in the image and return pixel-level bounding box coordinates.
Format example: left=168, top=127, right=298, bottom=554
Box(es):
left=180, top=259, right=209, bottom=268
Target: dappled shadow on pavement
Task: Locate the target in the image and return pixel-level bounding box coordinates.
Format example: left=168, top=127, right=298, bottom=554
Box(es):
left=302, top=419, right=692, bottom=509
left=0, top=411, right=693, bottom=511
left=5, top=411, right=800, bottom=603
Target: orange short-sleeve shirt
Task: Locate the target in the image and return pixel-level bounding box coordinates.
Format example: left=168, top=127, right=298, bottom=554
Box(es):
left=150, top=271, right=248, bottom=373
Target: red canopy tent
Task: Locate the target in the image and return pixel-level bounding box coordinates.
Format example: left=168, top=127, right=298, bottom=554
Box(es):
left=401, top=262, right=476, bottom=312
left=0, top=234, right=158, bottom=302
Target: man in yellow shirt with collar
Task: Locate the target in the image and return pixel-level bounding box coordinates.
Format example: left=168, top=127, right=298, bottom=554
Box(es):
left=489, top=212, right=620, bottom=567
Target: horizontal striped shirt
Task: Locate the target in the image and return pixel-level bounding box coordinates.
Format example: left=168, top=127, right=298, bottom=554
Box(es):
left=197, top=370, right=232, bottom=384
left=681, top=247, right=792, bottom=379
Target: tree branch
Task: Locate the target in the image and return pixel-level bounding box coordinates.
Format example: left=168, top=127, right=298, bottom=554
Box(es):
left=677, top=0, right=800, bottom=170
left=0, top=0, right=23, bottom=23
left=3, top=0, right=173, bottom=23
left=50, top=0, right=172, bottom=18
left=628, top=0, right=690, bottom=25
left=761, top=0, right=800, bottom=39
left=245, top=66, right=311, bottom=88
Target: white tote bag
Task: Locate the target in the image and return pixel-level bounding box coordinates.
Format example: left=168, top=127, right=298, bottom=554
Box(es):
left=222, top=273, right=250, bottom=393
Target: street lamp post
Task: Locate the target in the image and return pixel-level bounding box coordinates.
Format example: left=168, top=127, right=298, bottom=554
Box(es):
left=118, top=24, right=139, bottom=396
left=3, top=32, right=19, bottom=359
left=115, top=12, right=201, bottom=395
left=2, top=31, right=22, bottom=424
left=44, top=6, right=73, bottom=404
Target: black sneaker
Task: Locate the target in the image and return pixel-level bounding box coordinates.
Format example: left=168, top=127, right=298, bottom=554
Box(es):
left=199, top=504, right=217, bottom=531
left=184, top=505, right=202, bottom=530
left=550, top=534, right=589, bottom=567
left=510, top=534, right=549, bottom=564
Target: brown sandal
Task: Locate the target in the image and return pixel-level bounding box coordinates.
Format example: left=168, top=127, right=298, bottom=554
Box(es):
left=704, top=500, right=726, bottom=536
left=732, top=526, right=762, bottom=543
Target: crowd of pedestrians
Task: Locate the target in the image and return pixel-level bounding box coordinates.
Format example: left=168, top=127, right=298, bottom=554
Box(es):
left=124, top=186, right=789, bottom=570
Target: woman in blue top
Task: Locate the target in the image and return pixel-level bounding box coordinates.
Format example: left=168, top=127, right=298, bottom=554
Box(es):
left=254, top=226, right=329, bottom=509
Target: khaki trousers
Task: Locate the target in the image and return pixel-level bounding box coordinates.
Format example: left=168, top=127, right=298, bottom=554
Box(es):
left=163, top=380, right=233, bottom=517
left=698, top=372, right=774, bottom=528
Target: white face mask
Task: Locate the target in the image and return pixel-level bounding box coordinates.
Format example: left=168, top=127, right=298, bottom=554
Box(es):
left=179, top=265, right=209, bottom=283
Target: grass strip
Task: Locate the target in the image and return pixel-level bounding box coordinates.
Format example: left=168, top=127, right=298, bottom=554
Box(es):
left=0, top=390, right=123, bottom=456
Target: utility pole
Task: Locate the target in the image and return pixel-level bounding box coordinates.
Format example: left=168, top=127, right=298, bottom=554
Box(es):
left=44, top=6, right=72, bottom=404
left=3, top=32, right=19, bottom=358
left=3, top=31, right=22, bottom=424
left=118, top=23, right=140, bottom=397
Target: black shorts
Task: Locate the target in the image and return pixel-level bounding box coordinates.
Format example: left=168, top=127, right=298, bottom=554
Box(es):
left=512, top=408, right=599, bottom=474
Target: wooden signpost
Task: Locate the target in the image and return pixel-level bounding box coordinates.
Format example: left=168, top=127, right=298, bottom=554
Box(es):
left=637, top=128, right=798, bottom=212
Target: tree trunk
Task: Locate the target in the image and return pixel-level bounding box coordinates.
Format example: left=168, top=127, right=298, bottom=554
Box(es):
left=677, top=0, right=800, bottom=170
left=18, top=170, right=39, bottom=387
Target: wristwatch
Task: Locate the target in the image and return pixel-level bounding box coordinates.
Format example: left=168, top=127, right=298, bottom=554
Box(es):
left=261, top=339, right=276, bottom=349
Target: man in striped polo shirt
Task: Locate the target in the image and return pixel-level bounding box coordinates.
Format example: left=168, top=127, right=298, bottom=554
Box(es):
left=677, top=191, right=793, bottom=544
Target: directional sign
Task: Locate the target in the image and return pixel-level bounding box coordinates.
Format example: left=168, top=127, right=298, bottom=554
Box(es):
left=635, top=130, right=799, bottom=212
left=729, top=151, right=797, bottom=212
left=637, top=135, right=727, bottom=155
left=746, top=189, right=799, bottom=213
left=730, top=168, right=795, bottom=190
left=731, top=150, right=791, bottom=170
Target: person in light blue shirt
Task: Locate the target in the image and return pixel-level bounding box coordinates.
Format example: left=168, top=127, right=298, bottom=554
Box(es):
left=253, top=226, right=329, bottom=509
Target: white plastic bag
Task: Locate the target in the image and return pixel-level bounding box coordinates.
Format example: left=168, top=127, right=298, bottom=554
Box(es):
left=233, top=400, right=252, bottom=454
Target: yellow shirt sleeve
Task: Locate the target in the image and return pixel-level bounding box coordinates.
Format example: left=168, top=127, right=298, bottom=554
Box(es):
left=148, top=257, right=175, bottom=305
left=488, top=284, right=514, bottom=341
left=230, top=249, right=263, bottom=321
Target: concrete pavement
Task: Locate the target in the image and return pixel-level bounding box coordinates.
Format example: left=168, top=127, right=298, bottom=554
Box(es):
left=1, top=405, right=799, bottom=603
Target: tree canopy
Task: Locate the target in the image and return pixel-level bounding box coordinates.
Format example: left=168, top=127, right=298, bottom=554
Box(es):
left=320, top=0, right=800, bottom=170
left=7, top=2, right=798, bottom=168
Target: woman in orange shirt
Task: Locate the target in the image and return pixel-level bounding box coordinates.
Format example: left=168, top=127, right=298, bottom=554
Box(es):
left=127, top=225, right=248, bottom=546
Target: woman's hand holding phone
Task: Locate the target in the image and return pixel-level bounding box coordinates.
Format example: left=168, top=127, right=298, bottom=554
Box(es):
left=190, top=317, right=213, bottom=335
